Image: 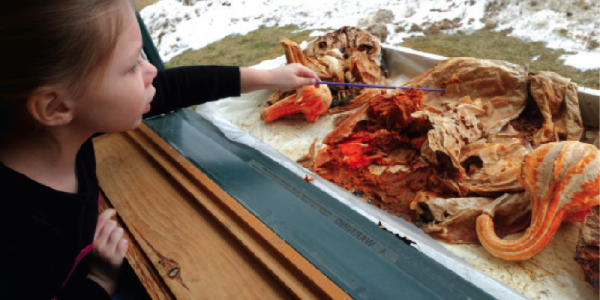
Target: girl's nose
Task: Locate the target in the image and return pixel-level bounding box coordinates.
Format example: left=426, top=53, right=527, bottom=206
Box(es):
left=143, top=60, right=158, bottom=87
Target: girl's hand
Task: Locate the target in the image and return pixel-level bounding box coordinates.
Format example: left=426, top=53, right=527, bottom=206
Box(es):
left=269, top=63, right=320, bottom=91
left=87, top=209, right=129, bottom=295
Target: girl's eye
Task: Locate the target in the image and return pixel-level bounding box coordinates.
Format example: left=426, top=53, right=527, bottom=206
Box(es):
left=130, top=60, right=142, bottom=72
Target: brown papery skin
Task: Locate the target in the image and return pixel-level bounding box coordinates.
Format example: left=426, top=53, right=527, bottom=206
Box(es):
left=476, top=142, right=600, bottom=261
left=575, top=205, right=599, bottom=293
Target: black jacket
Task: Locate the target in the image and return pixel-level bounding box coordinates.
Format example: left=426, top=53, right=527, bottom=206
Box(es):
left=0, top=66, right=240, bottom=300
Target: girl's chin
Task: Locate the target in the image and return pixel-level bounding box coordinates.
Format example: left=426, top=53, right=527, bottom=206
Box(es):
left=143, top=104, right=151, bottom=113
left=129, top=119, right=143, bottom=131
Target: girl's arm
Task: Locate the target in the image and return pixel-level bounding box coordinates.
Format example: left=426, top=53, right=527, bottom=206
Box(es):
left=144, top=65, right=241, bottom=119
left=239, top=63, right=319, bottom=93
left=144, top=63, right=319, bottom=119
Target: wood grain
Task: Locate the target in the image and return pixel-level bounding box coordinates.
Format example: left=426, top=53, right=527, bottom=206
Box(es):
left=94, top=124, right=351, bottom=300
left=99, top=193, right=175, bottom=300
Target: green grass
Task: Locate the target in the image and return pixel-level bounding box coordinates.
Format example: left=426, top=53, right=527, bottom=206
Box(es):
left=134, top=0, right=160, bottom=11
left=400, top=29, right=599, bottom=89
left=164, top=25, right=316, bottom=68
left=163, top=25, right=598, bottom=89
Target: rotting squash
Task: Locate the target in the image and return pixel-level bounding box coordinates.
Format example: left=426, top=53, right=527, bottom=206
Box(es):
left=476, top=141, right=600, bottom=261
left=314, top=88, right=432, bottom=220
left=261, top=27, right=387, bottom=123
left=261, top=84, right=332, bottom=122
left=260, top=39, right=333, bottom=123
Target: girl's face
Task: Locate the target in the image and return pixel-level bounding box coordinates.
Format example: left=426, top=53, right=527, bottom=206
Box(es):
left=71, top=10, right=157, bottom=134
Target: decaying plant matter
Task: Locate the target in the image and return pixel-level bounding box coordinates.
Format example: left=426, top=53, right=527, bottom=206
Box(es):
left=313, top=57, right=534, bottom=220
left=261, top=85, right=332, bottom=122
left=403, top=57, right=529, bottom=134
left=262, top=26, right=387, bottom=123
left=305, top=54, right=598, bottom=273
left=528, top=71, right=584, bottom=145
left=412, top=192, right=531, bottom=244
left=261, top=40, right=333, bottom=122
left=261, top=28, right=599, bottom=288
left=575, top=205, right=599, bottom=293
left=314, top=88, right=431, bottom=220
left=304, top=26, right=385, bottom=88
left=476, top=142, right=600, bottom=261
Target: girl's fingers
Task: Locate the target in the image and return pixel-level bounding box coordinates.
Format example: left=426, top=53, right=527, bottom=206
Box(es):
left=296, top=65, right=320, bottom=80
left=117, top=239, right=129, bottom=257
left=107, top=226, right=124, bottom=249
left=267, top=63, right=322, bottom=91
left=89, top=210, right=128, bottom=278
left=95, top=209, right=116, bottom=240
left=106, top=227, right=124, bottom=263
left=296, top=68, right=319, bottom=87
left=96, top=220, right=117, bottom=249
left=294, top=78, right=315, bottom=89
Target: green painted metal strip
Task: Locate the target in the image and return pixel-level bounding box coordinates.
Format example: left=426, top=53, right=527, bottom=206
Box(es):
left=144, top=109, right=496, bottom=300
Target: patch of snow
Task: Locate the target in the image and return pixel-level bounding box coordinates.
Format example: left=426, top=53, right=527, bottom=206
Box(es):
left=140, top=0, right=600, bottom=71
left=559, top=52, right=600, bottom=72
left=308, top=30, right=327, bottom=37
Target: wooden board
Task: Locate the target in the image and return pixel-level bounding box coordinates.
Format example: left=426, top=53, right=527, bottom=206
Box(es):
left=99, top=193, right=175, bottom=300
left=94, top=124, right=351, bottom=300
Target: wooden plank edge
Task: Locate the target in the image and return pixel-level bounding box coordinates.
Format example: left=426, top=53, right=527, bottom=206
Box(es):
left=126, top=123, right=352, bottom=300
left=99, top=191, right=176, bottom=300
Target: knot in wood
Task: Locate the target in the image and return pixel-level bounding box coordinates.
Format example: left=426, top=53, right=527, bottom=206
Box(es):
left=168, top=267, right=180, bottom=278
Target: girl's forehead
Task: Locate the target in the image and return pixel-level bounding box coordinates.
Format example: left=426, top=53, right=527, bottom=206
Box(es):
left=114, top=12, right=142, bottom=58
left=121, top=11, right=141, bottom=41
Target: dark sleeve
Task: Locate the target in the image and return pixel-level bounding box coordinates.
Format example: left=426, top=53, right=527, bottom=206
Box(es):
left=144, top=65, right=241, bottom=118
left=0, top=216, right=109, bottom=300
left=57, top=253, right=111, bottom=300
left=58, top=276, right=111, bottom=300
left=0, top=234, right=59, bottom=300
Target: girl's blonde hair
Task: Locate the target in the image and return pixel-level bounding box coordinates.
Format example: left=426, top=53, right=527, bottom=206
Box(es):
left=0, top=0, right=134, bottom=136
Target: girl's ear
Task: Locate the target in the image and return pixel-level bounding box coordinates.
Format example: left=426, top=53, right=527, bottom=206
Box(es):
left=26, top=87, right=75, bottom=127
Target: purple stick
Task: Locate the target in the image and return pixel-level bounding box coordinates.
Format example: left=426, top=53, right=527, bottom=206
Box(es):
left=315, top=81, right=444, bottom=92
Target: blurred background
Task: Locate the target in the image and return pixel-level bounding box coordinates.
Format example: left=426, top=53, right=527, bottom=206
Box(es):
left=135, top=0, right=599, bottom=89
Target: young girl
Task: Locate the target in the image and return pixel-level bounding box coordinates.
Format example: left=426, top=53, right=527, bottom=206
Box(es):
left=0, top=0, right=319, bottom=299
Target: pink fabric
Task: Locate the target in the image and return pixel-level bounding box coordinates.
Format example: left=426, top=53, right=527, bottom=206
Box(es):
left=59, top=243, right=94, bottom=289
left=52, top=193, right=101, bottom=299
